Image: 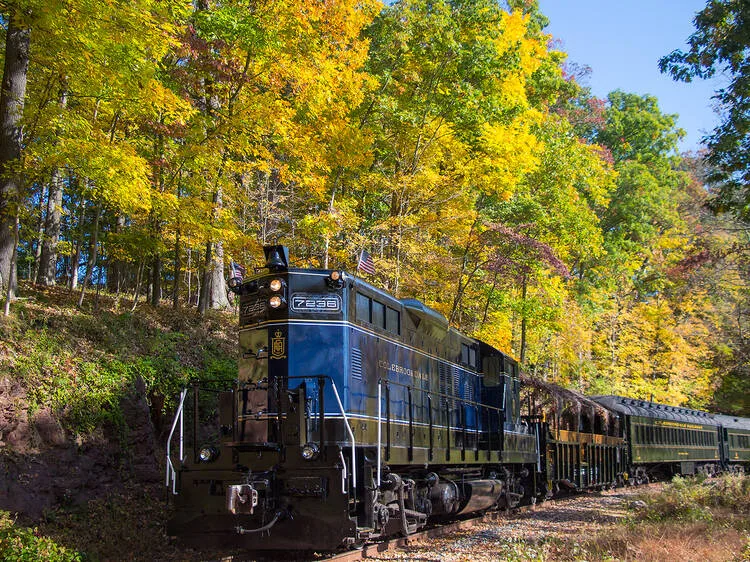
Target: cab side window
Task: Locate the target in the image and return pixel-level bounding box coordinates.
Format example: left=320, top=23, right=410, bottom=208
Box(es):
left=357, top=293, right=370, bottom=322
left=372, top=300, right=385, bottom=328
left=386, top=307, right=400, bottom=335
left=356, top=292, right=401, bottom=336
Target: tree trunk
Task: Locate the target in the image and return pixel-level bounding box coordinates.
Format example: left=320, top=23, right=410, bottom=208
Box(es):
left=3, top=213, right=18, bottom=316
left=520, top=274, right=528, bottom=365
left=150, top=253, right=161, bottom=307
left=0, top=19, right=30, bottom=300
left=37, top=87, right=67, bottom=286
left=481, top=271, right=499, bottom=326
left=113, top=261, right=123, bottom=309
left=70, top=243, right=80, bottom=289
left=37, top=167, right=64, bottom=285
left=198, top=241, right=211, bottom=316
left=187, top=246, right=192, bottom=305
left=107, top=214, right=125, bottom=292
left=69, top=198, right=86, bottom=290
left=77, top=201, right=102, bottom=307
left=94, top=252, right=103, bottom=310
left=210, top=240, right=229, bottom=309
left=131, top=260, right=145, bottom=312
left=31, top=183, right=46, bottom=282
left=172, top=228, right=181, bottom=309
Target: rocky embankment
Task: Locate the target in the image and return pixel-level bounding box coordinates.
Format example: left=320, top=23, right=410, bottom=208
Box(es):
left=0, top=376, right=160, bottom=519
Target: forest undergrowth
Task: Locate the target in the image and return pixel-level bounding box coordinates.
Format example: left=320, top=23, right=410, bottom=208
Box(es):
left=0, top=282, right=236, bottom=437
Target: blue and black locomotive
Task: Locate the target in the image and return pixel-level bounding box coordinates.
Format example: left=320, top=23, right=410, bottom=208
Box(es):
left=165, top=246, right=749, bottom=551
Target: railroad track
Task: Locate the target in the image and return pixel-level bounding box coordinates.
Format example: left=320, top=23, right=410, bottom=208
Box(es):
left=320, top=484, right=657, bottom=562
left=321, top=504, right=537, bottom=562
left=215, top=485, right=653, bottom=562
left=209, top=504, right=537, bottom=562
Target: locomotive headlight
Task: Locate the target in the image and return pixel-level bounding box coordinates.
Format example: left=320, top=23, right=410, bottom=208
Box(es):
left=268, top=295, right=285, bottom=309
left=269, top=278, right=283, bottom=292
left=326, top=270, right=344, bottom=289
left=301, top=443, right=320, bottom=461
left=198, top=446, right=219, bottom=462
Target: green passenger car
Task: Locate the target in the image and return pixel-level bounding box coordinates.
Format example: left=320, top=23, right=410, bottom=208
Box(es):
left=592, top=396, right=722, bottom=480
left=715, top=414, right=750, bottom=470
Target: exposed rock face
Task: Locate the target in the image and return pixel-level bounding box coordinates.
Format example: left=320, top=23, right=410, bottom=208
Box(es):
left=33, top=408, right=67, bottom=448
left=0, top=438, right=120, bottom=518
left=0, top=377, right=32, bottom=452
left=0, top=376, right=160, bottom=519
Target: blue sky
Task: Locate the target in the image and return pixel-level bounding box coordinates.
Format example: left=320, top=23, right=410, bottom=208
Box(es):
left=538, top=0, right=725, bottom=153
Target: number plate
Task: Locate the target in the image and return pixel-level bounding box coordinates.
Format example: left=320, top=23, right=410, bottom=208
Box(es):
left=290, top=293, right=341, bottom=313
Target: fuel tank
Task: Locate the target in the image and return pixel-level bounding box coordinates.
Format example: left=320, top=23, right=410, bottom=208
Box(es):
left=429, top=479, right=505, bottom=516
left=457, top=479, right=505, bottom=515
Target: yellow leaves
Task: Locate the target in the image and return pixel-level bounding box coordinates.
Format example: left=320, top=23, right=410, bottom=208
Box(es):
left=495, top=11, right=527, bottom=54
left=53, top=136, right=152, bottom=214
left=472, top=113, right=543, bottom=198
left=473, top=311, right=514, bottom=355
left=493, top=11, right=549, bottom=107
left=141, top=80, right=195, bottom=124
left=590, top=294, right=717, bottom=407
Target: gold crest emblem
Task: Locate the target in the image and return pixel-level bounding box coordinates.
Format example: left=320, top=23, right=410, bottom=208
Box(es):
left=270, top=330, right=287, bottom=360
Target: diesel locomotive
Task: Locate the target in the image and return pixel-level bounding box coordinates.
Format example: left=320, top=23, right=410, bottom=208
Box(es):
left=165, top=245, right=749, bottom=551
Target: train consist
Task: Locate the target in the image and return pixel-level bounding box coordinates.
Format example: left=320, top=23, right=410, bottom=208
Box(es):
left=166, top=245, right=750, bottom=551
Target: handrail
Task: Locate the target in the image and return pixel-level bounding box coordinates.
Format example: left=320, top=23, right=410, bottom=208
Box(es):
left=338, top=450, right=348, bottom=494
left=287, top=375, right=357, bottom=493
left=377, top=381, right=382, bottom=486
left=383, top=377, right=504, bottom=415
left=166, top=388, right=188, bottom=495
left=330, top=380, right=357, bottom=492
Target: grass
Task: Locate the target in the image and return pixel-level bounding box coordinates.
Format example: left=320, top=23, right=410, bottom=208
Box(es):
left=0, top=283, right=237, bottom=439
left=431, top=475, right=750, bottom=562
left=634, top=473, right=750, bottom=523
left=0, top=284, right=241, bottom=560
left=578, top=522, right=749, bottom=562
left=0, top=512, right=81, bottom=562
left=553, top=474, right=750, bottom=561
left=0, top=483, right=226, bottom=562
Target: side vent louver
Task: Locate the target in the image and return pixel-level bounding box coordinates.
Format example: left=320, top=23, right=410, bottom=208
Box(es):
left=352, top=348, right=363, bottom=381
left=439, top=363, right=450, bottom=407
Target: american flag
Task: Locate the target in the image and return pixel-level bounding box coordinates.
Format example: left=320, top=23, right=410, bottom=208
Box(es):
left=357, top=250, right=376, bottom=275
left=230, top=261, right=246, bottom=281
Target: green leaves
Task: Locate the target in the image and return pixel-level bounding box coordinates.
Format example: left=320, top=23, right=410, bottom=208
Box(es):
left=659, top=0, right=750, bottom=221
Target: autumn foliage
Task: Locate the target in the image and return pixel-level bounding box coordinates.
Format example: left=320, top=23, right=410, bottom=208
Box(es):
left=0, top=0, right=747, bottom=414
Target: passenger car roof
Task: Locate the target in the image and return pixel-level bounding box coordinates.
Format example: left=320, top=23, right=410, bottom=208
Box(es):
left=591, top=395, right=720, bottom=426
left=713, top=413, right=750, bottom=431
